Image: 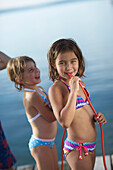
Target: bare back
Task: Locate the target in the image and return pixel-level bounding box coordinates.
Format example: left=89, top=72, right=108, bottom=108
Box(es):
left=23, top=86, right=57, bottom=139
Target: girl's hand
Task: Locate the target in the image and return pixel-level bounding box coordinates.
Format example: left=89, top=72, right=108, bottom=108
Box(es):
left=93, top=112, right=107, bottom=125
left=69, top=76, right=81, bottom=93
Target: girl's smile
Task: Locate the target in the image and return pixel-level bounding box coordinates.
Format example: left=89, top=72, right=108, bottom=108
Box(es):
left=55, top=51, right=79, bottom=79
left=22, top=61, right=41, bottom=87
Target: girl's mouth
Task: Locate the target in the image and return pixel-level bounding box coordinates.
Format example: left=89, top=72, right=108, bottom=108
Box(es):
left=65, top=72, right=73, bottom=77
left=67, top=73, right=73, bottom=77
left=35, top=75, right=40, bottom=80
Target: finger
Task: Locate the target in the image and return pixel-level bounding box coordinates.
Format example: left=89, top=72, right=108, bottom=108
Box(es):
left=98, top=120, right=104, bottom=124
left=103, top=120, right=107, bottom=125
left=98, top=118, right=106, bottom=124
left=94, top=116, right=98, bottom=122
left=97, top=113, right=101, bottom=118
left=94, top=116, right=99, bottom=122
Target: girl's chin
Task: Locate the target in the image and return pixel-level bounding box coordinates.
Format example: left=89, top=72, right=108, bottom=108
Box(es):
left=38, top=79, right=41, bottom=83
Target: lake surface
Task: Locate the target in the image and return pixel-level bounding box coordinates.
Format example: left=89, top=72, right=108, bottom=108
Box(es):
left=0, top=0, right=113, bottom=166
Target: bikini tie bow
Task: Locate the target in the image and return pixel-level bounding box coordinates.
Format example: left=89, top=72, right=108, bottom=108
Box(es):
left=76, top=143, right=88, bottom=159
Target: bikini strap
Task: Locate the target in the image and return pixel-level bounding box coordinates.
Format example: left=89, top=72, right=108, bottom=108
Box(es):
left=59, top=77, right=88, bottom=94
left=24, top=88, right=36, bottom=92
left=39, top=87, right=48, bottom=95
left=59, top=77, right=70, bottom=91
left=24, top=87, right=47, bottom=94
left=28, top=113, right=40, bottom=123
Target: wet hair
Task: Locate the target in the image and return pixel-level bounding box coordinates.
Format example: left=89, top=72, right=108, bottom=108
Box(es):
left=47, top=38, right=85, bottom=82
left=7, top=56, right=36, bottom=91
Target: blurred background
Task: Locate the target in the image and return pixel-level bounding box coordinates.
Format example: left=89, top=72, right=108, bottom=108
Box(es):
left=0, top=0, right=113, bottom=166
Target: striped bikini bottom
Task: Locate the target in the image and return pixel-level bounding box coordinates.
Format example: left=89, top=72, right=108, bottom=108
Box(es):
left=64, top=138, right=96, bottom=160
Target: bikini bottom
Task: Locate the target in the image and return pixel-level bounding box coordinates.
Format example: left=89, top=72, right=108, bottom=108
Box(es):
left=28, top=135, right=55, bottom=150
left=64, top=138, right=96, bottom=160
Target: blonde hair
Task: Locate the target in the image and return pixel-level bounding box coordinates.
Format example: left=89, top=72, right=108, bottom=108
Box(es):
left=47, top=38, right=85, bottom=82
left=7, top=56, right=35, bottom=91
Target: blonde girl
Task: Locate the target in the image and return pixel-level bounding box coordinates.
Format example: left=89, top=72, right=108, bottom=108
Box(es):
left=7, top=56, right=59, bottom=170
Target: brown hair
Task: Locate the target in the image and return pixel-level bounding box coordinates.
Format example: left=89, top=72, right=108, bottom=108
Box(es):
left=7, top=56, right=35, bottom=91
left=47, top=38, right=85, bottom=82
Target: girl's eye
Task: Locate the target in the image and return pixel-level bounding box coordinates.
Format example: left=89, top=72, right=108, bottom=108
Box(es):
left=29, top=69, right=34, bottom=72
left=59, top=62, right=65, bottom=65
left=72, top=60, right=78, bottom=64
left=72, top=60, right=76, bottom=63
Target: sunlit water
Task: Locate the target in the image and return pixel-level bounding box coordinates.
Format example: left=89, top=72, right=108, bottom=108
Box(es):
left=0, top=0, right=113, bottom=166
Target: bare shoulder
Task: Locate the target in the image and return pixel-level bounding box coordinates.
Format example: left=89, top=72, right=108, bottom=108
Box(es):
left=49, top=80, right=69, bottom=107
left=49, top=80, right=63, bottom=94
left=23, top=91, right=40, bottom=105
left=30, top=91, right=41, bottom=102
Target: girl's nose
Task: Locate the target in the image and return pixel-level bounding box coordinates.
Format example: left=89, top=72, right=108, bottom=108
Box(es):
left=36, top=67, right=40, bottom=73
left=66, top=63, right=72, bottom=70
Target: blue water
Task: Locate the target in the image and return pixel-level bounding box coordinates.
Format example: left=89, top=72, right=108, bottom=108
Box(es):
left=0, top=0, right=113, bottom=166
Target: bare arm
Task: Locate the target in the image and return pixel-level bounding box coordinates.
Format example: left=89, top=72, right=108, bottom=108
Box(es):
left=0, top=51, right=11, bottom=70
left=31, top=92, right=56, bottom=122
left=48, top=82, right=78, bottom=128
left=49, top=85, right=77, bottom=128
left=48, top=77, right=81, bottom=128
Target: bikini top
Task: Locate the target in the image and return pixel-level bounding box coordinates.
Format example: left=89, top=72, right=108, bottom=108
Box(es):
left=24, top=87, right=49, bottom=122
left=59, top=78, right=91, bottom=109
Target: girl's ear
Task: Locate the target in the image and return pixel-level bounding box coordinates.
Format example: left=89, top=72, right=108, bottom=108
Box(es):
left=52, top=63, right=56, bottom=69
left=15, top=77, right=24, bottom=84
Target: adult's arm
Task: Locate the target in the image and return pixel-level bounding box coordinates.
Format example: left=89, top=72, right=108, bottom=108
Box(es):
left=0, top=51, right=11, bottom=70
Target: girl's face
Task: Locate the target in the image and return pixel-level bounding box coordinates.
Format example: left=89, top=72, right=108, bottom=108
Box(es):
left=54, top=51, right=79, bottom=80
left=21, top=61, right=41, bottom=87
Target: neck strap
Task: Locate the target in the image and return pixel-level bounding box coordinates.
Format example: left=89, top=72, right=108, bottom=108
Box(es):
left=24, top=88, right=36, bottom=92
left=59, top=77, right=70, bottom=91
